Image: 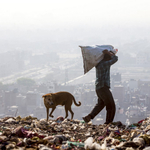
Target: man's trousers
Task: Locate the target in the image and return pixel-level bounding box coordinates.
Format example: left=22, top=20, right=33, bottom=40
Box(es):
left=89, top=86, right=116, bottom=123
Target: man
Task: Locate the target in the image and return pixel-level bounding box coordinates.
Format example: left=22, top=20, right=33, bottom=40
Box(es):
left=83, top=49, right=118, bottom=124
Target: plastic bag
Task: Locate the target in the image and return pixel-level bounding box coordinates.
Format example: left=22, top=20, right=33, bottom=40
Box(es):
left=79, top=45, right=118, bottom=74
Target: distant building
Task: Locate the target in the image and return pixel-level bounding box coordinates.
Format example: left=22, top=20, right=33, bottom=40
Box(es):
left=37, top=83, right=49, bottom=94
left=128, top=79, right=138, bottom=90
left=111, top=73, right=122, bottom=90
left=25, top=91, right=41, bottom=115
left=4, top=91, right=17, bottom=108
left=111, top=73, right=121, bottom=82
left=112, top=85, right=124, bottom=104
left=138, top=79, right=150, bottom=96
left=16, top=94, right=26, bottom=107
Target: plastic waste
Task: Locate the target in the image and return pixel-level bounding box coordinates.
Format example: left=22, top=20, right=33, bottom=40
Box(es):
left=84, top=137, right=101, bottom=150
left=101, top=139, right=107, bottom=150
left=65, top=141, right=84, bottom=148
left=1, top=115, right=150, bottom=149
left=5, top=118, right=16, bottom=123
left=139, top=134, right=150, bottom=145
left=61, top=144, right=69, bottom=150
left=143, top=147, right=150, bottom=150
left=132, top=137, right=145, bottom=146
left=38, top=144, right=53, bottom=150
left=84, top=137, right=93, bottom=149
left=56, top=116, right=64, bottom=123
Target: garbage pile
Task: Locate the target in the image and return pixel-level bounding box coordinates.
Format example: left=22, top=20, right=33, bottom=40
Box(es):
left=0, top=116, right=150, bottom=150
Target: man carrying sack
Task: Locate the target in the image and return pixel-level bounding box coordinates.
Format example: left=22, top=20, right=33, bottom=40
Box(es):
left=80, top=45, right=118, bottom=124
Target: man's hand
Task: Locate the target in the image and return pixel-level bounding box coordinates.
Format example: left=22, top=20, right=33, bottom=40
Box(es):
left=102, top=49, right=109, bottom=54
left=103, top=49, right=115, bottom=56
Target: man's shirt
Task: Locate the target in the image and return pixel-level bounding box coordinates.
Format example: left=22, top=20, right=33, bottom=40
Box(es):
left=95, top=55, right=118, bottom=90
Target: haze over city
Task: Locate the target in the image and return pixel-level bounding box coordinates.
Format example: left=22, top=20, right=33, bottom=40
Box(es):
left=0, top=0, right=150, bottom=125
left=0, top=0, right=150, bottom=53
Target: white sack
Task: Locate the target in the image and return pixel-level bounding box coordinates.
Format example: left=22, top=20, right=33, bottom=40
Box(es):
left=80, top=45, right=117, bottom=74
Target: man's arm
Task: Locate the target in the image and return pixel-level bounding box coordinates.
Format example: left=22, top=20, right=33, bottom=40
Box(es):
left=102, top=49, right=118, bottom=66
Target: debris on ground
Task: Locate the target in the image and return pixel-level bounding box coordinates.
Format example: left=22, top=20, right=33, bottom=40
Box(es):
left=0, top=115, right=150, bottom=150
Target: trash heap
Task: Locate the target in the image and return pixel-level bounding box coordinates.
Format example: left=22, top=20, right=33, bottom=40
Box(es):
left=0, top=116, right=150, bottom=150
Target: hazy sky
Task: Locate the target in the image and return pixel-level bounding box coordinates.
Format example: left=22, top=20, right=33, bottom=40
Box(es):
left=0, top=0, right=150, bottom=49
left=1, top=0, right=150, bottom=29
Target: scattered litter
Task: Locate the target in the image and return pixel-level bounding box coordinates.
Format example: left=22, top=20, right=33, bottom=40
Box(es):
left=0, top=115, right=150, bottom=149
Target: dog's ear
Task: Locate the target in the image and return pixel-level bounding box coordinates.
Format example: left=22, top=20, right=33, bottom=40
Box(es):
left=42, top=95, right=46, bottom=98
left=42, top=93, right=51, bottom=98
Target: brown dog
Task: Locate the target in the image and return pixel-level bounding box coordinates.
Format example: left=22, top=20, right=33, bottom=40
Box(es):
left=42, top=91, right=81, bottom=121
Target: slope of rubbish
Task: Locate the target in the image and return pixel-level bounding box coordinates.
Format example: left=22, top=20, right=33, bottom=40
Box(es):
left=0, top=116, right=150, bottom=150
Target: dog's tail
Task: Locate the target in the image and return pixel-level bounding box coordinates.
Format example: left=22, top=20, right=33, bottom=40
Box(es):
left=72, top=96, right=81, bottom=106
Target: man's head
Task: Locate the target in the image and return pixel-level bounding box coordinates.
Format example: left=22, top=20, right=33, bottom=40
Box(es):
left=103, top=53, right=111, bottom=61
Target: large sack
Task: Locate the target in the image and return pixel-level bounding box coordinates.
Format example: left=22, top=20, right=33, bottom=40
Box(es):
left=79, top=45, right=118, bottom=74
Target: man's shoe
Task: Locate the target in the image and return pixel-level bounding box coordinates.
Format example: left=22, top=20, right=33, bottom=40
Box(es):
left=82, top=115, right=91, bottom=123
left=104, top=122, right=109, bottom=125
left=104, top=122, right=112, bottom=125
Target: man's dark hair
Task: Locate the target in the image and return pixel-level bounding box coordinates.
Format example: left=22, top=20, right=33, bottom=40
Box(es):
left=103, top=53, right=111, bottom=61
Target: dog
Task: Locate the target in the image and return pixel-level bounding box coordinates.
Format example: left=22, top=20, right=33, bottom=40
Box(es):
left=42, top=91, right=81, bottom=121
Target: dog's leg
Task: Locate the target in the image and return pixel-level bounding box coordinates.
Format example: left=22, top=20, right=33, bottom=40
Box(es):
left=49, top=107, right=56, bottom=118
left=69, top=107, right=74, bottom=120
left=65, top=106, right=74, bottom=119
left=64, top=106, right=69, bottom=119
left=46, top=107, right=49, bottom=121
